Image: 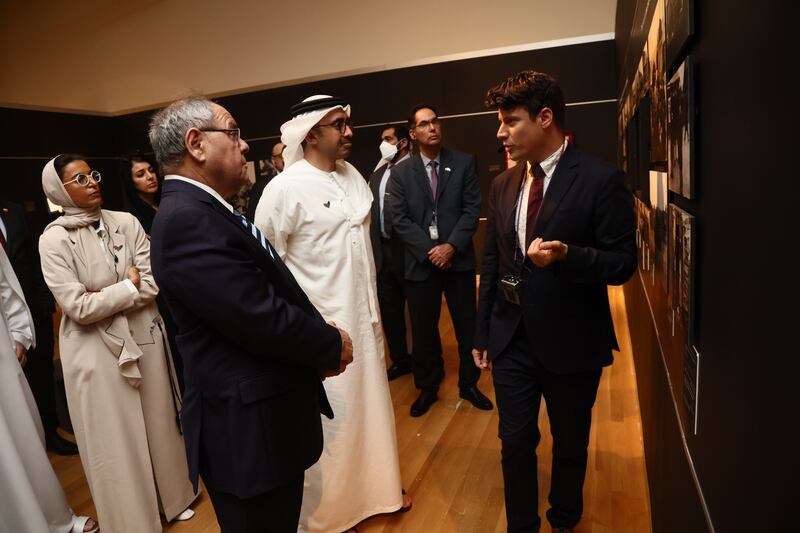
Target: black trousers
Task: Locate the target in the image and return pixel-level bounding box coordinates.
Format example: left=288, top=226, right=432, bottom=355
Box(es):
left=22, top=312, right=59, bottom=434
left=207, top=474, right=304, bottom=533
left=492, top=325, right=602, bottom=532
left=405, top=268, right=479, bottom=390
left=376, top=239, right=410, bottom=367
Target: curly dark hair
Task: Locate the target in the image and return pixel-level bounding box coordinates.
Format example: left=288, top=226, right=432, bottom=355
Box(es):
left=484, top=70, right=565, bottom=129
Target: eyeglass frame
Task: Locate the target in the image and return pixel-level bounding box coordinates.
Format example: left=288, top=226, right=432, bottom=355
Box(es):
left=63, top=170, right=102, bottom=187
left=413, top=117, right=441, bottom=130
left=200, top=127, right=242, bottom=142
left=315, top=118, right=353, bottom=135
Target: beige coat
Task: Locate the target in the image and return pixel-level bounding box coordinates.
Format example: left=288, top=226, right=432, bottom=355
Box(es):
left=39, top=210, right=196, bottom=533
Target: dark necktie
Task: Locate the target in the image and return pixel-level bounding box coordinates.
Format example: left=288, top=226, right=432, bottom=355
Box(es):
left=234, top=212, right=274, bottom=259
left=525, top=163, right=546, bottom=247
left=382, top=165, right=392, bottom=237
left=0, top=229, right=6, bottom=250
left=429, top=160, right=439, bottom=202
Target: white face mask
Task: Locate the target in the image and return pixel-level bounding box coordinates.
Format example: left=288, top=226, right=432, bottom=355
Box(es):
left=379, top=140, right=398, bottom=161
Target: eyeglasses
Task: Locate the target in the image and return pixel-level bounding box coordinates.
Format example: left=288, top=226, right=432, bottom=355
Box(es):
left=200, top=127, right=241, bottom=142
left=63, top=170, right=102, bottom=187
left=316, top=118, right=352, bottom=134
left=414, top=117, right=440, bottom=130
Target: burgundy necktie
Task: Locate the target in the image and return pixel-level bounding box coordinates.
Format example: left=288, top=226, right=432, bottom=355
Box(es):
left=525, top=163, right=546, bottom=247
left=0, top=229, right=6, bottom=251
left=429, top=161, right=439, bottom=202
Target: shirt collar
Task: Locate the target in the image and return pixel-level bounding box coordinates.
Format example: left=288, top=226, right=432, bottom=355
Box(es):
left=165, top=175, right=234, bottom=212
left=389, top=153, right=411, bottom=169
left=420, top=152, right=440, bottom=168
left=528, top=138, right=568, bottom=180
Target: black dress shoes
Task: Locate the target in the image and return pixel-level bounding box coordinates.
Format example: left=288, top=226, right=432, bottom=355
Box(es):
left=46, top=431, right=79, bottom=455
left=410, top=388, right=438, bottom=417
left=459, top=385, right=493, bottom=410
left=387, top=362, right=412, bottom=381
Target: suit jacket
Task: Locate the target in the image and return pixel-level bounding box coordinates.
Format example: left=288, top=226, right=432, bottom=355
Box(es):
left=0, top=201, right=54, bottom=320
left=150, top=179, right=342, bottom=499
left=474, top=145, right=636, bottom=374
left=368, top=163, right=404, bottom=275
left=389, top=148, right=481, bottom=281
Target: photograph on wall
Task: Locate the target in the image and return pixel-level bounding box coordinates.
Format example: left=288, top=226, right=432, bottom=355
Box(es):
left=634, top=45, right=649, bottom=103
left=648, top=0, right=668, bottom=163
left=650, top=170, right=669, bottom=290
left=665, top=0, right=694, bottom=71
left=682, top=343, right=700, bottom=435
left=637, top=199, right=652, bottom=274
left=667, top=56, right=695, bottom=198
left=668, top=204, right=696, bottom=343
left=258, top=159, right=275, bottom=176
left=636, top=96, right=652, bottom=203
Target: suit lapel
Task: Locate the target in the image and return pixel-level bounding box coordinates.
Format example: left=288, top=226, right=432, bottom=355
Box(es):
left=369, top=165, right=386, bottom=226
left=505, top=163, right=527, bottom=234
left=411, top=155, right=434, bottom=205
left=436, top=149, right=454, bottom=200
left=534, top=145, right=579, bottom=234
left=105, top=217, right=127, bottom=280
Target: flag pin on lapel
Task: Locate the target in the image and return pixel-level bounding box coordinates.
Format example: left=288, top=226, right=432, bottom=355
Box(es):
left=323, top=201, right=331, bottom=208
left=445, top=167, right=451, bottom=172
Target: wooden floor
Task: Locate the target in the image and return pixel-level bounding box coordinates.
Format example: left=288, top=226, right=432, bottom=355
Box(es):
left=51, top=286, right=650, bottom=532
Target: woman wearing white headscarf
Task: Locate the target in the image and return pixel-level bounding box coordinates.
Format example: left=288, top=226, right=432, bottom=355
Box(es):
left=0, top=245, right=98, bottom=532
left=38, top=154, right=197, bottom=533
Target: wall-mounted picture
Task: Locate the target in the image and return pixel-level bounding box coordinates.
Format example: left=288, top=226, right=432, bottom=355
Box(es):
left=665, top=0, right=694, bottom=72
left=637, top=199, right=652, bottom=274
left=258, top=159, right=275, bottom=176
left=648, top=0, right=668, bottom=163
left=650, top=170, right=669, bottom=288
left=667, top=56, right=695, bottom=198
left=668, top=204, right=696, bottom=344
left=636, top=95, right=652, bottom=203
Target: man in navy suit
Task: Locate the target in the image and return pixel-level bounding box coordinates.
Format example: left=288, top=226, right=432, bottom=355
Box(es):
left=475, top=71, right=636, bottom=533
left=368, top=125, right=412, bottom=381
left=148, top=97, right=352, bottom=533
left=389, top=104, right=493, bottom=417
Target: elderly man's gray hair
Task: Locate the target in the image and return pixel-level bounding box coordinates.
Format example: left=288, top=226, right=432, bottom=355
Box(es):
left=148, top=97, right=214, bottom=171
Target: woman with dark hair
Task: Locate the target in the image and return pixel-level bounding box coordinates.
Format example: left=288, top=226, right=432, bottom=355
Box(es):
left=120, top=155, right=185, bottom=390
left=38, top=154, right=197, bottom=533
left=121, top=155, right=160, bottom=235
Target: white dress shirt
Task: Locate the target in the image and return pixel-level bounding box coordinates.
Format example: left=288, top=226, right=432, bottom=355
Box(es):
left=379, top=153, right=410, bottom=237
left=516, top=138, right=569, bottom=251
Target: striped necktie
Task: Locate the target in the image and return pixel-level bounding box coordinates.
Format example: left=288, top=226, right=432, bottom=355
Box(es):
left=234, top=212, right=274, bottom=259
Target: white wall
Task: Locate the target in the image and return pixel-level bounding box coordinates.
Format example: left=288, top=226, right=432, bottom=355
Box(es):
left=0, top=0, right=616, bottom=115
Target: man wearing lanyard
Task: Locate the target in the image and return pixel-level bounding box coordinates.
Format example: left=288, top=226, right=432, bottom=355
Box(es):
left=474, top=71, right=636, bottom=533
left=390, top=104, right=493, bottom=417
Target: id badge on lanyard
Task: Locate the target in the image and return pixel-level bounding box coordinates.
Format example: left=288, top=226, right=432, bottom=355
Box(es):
left=429, top=210, right=439, bottom=241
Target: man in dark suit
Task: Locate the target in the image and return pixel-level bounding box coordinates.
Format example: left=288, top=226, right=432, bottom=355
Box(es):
left=148, top=97, right=352, bottom=533
left=0, top=200, right=78, bottom=455
left=369, top=124, right=412, bottom=381
left=245, top=141, right=283, bottom=221
left=474, top=71, right=636, bottom=533
left=390, top=104, right=493, bottom=416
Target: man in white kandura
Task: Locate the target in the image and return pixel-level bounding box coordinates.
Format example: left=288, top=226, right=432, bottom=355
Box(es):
left=255, top=95, right=412, bottom=533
